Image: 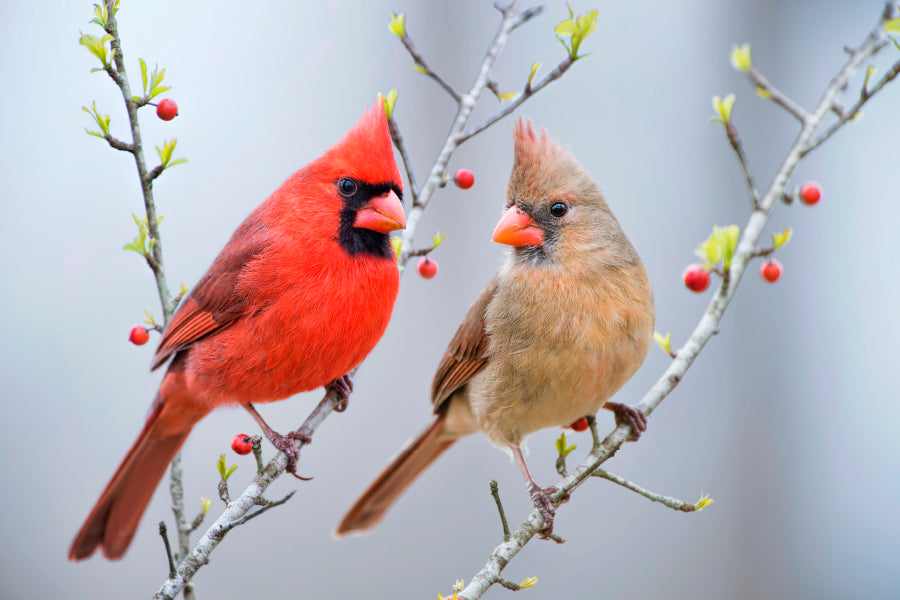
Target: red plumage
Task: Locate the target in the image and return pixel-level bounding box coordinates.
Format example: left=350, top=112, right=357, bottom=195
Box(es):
left=70, top=101, right=405, bottom=560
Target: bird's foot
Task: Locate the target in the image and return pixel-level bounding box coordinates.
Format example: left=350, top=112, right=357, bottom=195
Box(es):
left=327, top=374, right=354, bottom=412
left=267, top=430, right=313, bottom=481
left=528, top=484, right=559, bottom=538
left=604, top=401, right=647, bottom=441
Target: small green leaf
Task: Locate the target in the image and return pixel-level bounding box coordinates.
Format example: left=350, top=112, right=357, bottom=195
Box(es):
left=390, top=236, right=402, bottom=259
left=225, top=464, right=237, bottom=480
left=156, top=139, right=185, bottom=170
left=555, top=433, right=577, bottom=458
left=695, top=225, right=740, bottom=269
left=382, top=89, right=398, bottom=120
left=755, top=86, right=772, bottom=99
left=713, top=225, right=740, bottom=269
left=143, top=310, right=157, bottom=327
left=217, top=454, right=228, bottom=479
left=519, top=577, right=538, bottom=590
left=885, top=17, right=900, bottom=33
left=432, top=232, right=447, bottom=249
left=495, top=91, right=519, bottom=102
left=710, top=94, right=736, bottom=124
left=864, top=65, right=875, bottom=93
left=389, top=11, right=406, bottom=38
left=200, top=496, right=212, bottom=515
left=528, top=62, right=541, bottom=87
left=730, top=43, right=752, bottom=72
left=555, top=7, right=599, bottom=60
left=79, top=32, right=114, bottom=68
left=140, top=58, right=148, bottom=95
left=771, top=228, right=793, bottom=249
left=653, top=331, right=672, bottom=353
left=413, top=63, right=427, bottom=74
left=694, top=492, right=714, bottom=511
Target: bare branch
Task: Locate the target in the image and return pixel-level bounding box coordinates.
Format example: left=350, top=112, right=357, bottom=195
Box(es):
left=457, top=57, right=574, bottom=144
left=592, top=469, right=703, bottom=512
left=398, top=33, right=461, bottom=102
left=388, top=116, right=419, bottom=205
left=745, top=67, right=811, bottom=123
left=803, top=56, right=900, bottom=156
left=724, top=122, right=760, bottom=209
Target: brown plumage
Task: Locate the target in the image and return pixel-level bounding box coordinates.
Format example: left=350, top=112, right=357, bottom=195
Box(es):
left=337, top=118, right=655, bottom=536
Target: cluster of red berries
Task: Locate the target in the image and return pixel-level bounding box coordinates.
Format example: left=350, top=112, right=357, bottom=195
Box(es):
left=682, top=181, right=821, bottom=292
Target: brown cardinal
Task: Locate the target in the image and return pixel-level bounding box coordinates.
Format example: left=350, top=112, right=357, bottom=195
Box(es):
left=337, top=118, right=654, bottom=536
left=70, top=100, right=406, bottom=561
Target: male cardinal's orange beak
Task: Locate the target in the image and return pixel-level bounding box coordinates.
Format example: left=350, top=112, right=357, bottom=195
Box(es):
left=492, top=206, right=544, bottom=247
left=354, top=190, right=406, bottom=233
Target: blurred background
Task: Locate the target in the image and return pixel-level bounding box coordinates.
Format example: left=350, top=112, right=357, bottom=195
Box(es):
left=2, top=1, right=898, bottom=598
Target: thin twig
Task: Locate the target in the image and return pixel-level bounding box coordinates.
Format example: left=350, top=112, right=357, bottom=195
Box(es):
left=457, top=57, right=574, bottom=145
left=489, top=481, right=511, bottom=542
left=398, top=33, right=461, bottom=102
left=388, top=116, right=419, bottom=205
left=745, top=67, right=811, bottom=124
left=458, top=7, right=899, bottom=599
left=592, top=469, right=699, bottom=512
left=724, top=122, right=759, bottom=209
left=803, top=56, right=900, bottom=157
left=223, top=491, right=296, bottom=531
left=251, top=436, right=265, bottom=475
left=158, top=522, right=177, bottom=579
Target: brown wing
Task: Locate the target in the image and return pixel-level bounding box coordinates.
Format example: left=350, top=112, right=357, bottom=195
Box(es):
left=430, top=277, right=498, bottom=411
left=150, top=228, right=270, bottom=371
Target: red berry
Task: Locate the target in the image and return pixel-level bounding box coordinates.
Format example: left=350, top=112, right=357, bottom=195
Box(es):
left=417, top=256, right=438, bottom=279
left=453, top=169, right=475, bottom=190
left=760, top=258, right=783, bottom=283
left=569, top=417, right=589, bottom=432
left=156, top=98, right=179, bottom=121
left=231, top=434, right=252, bottom=455
left=682, top=264, right=710, bottom=293
left=799, top=182, right=821, bottom=206
left=129, top=325, right=149, bottom=345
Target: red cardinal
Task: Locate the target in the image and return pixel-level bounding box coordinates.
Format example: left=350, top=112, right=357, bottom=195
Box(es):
left=337, top=119, right=654, bottom=536
left=70, top=101, right=406, bottom=561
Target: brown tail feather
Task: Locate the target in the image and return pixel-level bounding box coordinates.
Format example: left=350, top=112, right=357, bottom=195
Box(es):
left=336, top=415, right=456, bottom=536
left=69, top=393, right=207, bottom=561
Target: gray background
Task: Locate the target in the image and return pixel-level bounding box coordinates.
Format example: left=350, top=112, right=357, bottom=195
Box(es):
left=2, top=1, right=898, bottom=598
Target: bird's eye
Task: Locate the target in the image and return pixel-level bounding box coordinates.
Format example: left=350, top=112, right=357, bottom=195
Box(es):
left=550, top=202, right=568, bottom=217
left=338, top=178, right=358, bottom=197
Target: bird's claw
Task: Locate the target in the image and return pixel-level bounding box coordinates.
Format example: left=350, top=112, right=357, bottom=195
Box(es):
left=528, top=484, right=559, bottom=538
left=605, top=401, right=648, bottom=441
left=327, top=375, right=354, bottom=412
left=268, top=431, right=313, bottom=480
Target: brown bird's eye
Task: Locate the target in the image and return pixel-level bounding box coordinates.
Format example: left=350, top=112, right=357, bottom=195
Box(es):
left=338, top=178, right=358, bottom=197
left=550, top=202, right=568, bottom=217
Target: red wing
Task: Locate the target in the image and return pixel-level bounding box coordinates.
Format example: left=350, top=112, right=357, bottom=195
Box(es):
left=151, top=232, right=270, bottom=371
left=431, top=278, right=497, bottom=411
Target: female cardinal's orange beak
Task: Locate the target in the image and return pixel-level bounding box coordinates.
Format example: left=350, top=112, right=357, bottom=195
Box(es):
left=492, top=206, right=544, bottom=247
left=354, top=190, right=406, bottom=233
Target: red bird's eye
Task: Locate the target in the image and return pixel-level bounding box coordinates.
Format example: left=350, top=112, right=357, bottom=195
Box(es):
left=338, top=178, right=358, bottom=197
